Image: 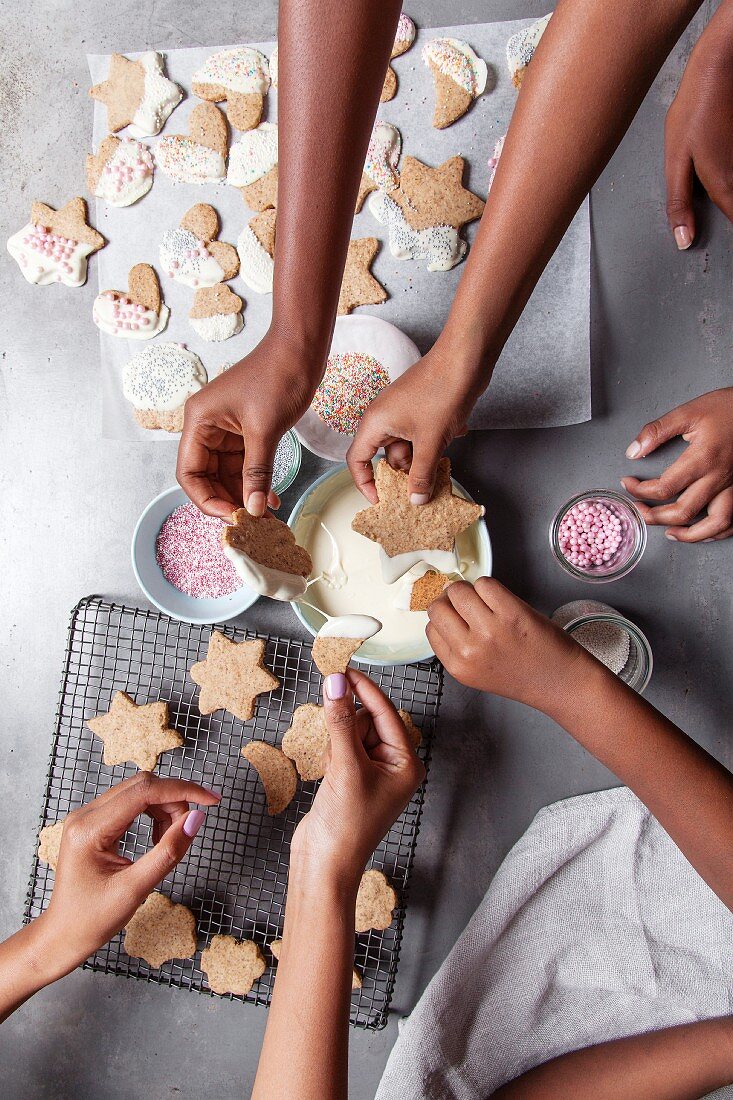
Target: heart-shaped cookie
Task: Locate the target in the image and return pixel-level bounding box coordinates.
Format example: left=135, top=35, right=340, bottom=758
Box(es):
left=160, top=203, right=239, bottom=288
left=93, top=263, right=168, bottom=339
left=191, top=46, right=270, bottom=131
left=157, top=103, right=228, bottom=184
left=189, top=283, right=244, bottom=342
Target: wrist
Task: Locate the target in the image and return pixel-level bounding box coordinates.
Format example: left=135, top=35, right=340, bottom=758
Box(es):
left=267, top=312, right=332, bottom=381
left=432, top=328, right=498, bottom=398
left=540, top=646, right=617, bottom=726
left=289, top=834, right=363, bottom=898
left=13, top=916, right=73, bottom=992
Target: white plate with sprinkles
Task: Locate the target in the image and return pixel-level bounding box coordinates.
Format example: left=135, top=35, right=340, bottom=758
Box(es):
left=294, top=315, right=420, bottom=462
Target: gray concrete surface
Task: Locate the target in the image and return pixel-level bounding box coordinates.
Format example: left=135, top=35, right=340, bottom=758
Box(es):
left=1, top=1, right=731, bottom=1096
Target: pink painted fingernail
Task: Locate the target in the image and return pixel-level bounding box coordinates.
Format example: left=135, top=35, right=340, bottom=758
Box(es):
left=324, top=673, right=348, bottom=700
left=410, top=493, right=430, bottom=506
left=625, top=441, right=641, bottom=459
left=246, top=491, right=267, bottom=517
left=674, top=226, right=692, bottom=250
left=183, top=809, right=206, bottom=837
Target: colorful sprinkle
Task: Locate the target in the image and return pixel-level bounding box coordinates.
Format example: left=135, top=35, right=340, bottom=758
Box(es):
left=312, top=352, right=390, bottom=436
left=156, top=503, right=241, bottom=599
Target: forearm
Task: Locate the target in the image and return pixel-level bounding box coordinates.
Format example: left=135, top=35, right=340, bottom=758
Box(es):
left=547, top=656, right=733, bottom=910
left=492, top=1016, right=733, bottom=1099
left=0, top=916, right=62, bottom=1023
left=273, top=0, right=401, bottom=364
left=252, top=852, right=359, bottom=1100
left=438, top=0, right=702, bottom=392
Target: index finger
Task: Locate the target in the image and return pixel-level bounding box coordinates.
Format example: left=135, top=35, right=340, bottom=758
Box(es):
left=347, top=669, right=414, bottom=755
left=81, top=775, right=220, bottom=848
left=177, top=426, right=236, bottom=519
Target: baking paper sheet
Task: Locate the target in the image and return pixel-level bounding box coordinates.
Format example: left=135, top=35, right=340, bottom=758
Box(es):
left=89, top=15, right=590, bottom=441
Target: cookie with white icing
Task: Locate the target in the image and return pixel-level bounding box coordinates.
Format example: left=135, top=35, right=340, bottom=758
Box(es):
left=189, top=283, right=244, bottom=342
left=89, top=51, right=182, bottom=138
left=191, top=46, right=270, bottom=131
left=422, top=38, right=488, bottom=128
left=156, top=103, right=228, bottom=184
left=507, top=14, right=552, bottom=88
left=93, top=263, right=168, bottom=340
left=382, top=13, right=416, bottom=102
left=269, top=44, right=279, bottom=89
left=160, top=204, right=239, bottom=289
left=86, top=135, right=154, bottom=208
left=227, top=122, right=278, bottom=211
left=122, top=342, right=207, bottom=432
left=236, top=208, right=276, bottom=294
left=7, top=198, right=105, bottom=287
left=355, top=121, right=401, bottom=213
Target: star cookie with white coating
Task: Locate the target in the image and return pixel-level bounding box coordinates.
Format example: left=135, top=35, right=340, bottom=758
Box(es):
left=337, top=238, right=387, bottom=315
left=89, top=51, right=182, bottom=137
left=157, top=103, right=228, bottom=184
left=87, top=691, right=183, bottom=771
left=201, top=935, right=267, bottom=995
left=192, top=47, right=270, bottom=131
left=190, top=632, right=279, bottom=723
left=7, top=198, right=105, bottom=287
left=352, top=458, right=484, bottom=556
left=124, top=892, right=197, bottom=967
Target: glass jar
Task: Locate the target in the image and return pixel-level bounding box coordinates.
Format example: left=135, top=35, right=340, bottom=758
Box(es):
left=272, top=430, right=302, bottom=497
left=549, top=489, right=646, bottom=582
left=552, top=600, right=653, bottom=694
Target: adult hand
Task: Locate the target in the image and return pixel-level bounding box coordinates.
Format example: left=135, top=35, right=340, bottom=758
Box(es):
left=426, top=579, right=587, bottom=713
left=346, top=346, right=477, bottom=505
left=292, top=670, right=424, bottom=881
left=38, top=774, right=220, bottom=980
left=177, top=328, right=324, bottom=519
left=664, top=18, right=733, bottom=248
left=621, top=387, right=733, bottom=541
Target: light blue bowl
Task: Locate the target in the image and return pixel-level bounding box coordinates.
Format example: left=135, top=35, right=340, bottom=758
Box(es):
left=131, top=486, right=259, bottom=625
left=287, top=464, right=492, bottom=666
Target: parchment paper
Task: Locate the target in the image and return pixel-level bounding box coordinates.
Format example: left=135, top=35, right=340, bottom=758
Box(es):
left=89, top=15, right=590, bottom=442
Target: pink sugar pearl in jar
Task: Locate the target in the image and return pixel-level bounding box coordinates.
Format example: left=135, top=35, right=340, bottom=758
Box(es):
left=549, top=489, right=646, bottom=581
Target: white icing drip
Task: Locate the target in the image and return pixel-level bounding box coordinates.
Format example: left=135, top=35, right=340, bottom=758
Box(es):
left=159, top=228, right=225, bottom=288
left=507, top=14, right=552, bottom=82
left=368, top=191, right=466, bottom=272
left=128, top=52, right=182, bottom=138
left=122, top=343, right=207, bottom=411
left=192, top=47, right=270, bottom=95
left=422, top=38, right=488, bottom=97
left=7, top=225, right=94, bottom=287
left=318, top=522, right=347, bottom=589
left=222, top=542, right=308, bottom=601
left=189, top=312, right=243, bottom=342
left=393, top=561, right=460, bottom=610
left=227, top=122, right=278, bottom=187
left=156, top=138, right=226, bottom=184
left=317, top=615, right=382, bottom=640
left=379, top=546, right=460, bottom=585
left=236, top=225, right=274, bottom=293
left=94, top=138, right=154, bottom=207
left=93, top=294, right=168, bottom=339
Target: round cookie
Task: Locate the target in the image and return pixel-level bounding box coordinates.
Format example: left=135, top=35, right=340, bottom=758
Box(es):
left=122, top=342, right=207, bottom=433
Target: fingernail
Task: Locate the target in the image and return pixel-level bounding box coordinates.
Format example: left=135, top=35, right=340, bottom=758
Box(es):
left=665, top=532, right=677, bottom=541
left=410, top=493, right=430, bottom=506
left=324, top=673, right=348, bottom=700
left=625, top=441, right=641, bottom=459
left=205, top=787, right=222, bottom=800
left=183, top=809, right=206, bottom=837
left=674, top=226, right=692, bottom=250
left=702, top=538, right=714, bottom=544
left=246, top=491, right=267, bottom=517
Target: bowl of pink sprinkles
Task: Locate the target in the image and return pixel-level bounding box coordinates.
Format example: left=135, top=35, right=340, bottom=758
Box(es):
left=132, top=486, right=258, bottom=624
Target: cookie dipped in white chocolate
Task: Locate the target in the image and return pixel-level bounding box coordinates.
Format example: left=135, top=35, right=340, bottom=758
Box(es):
left=122, top=343, right=207, bottom=412
left=368, top=191, right=465, bottom=272
left=507, top=14, right=552, bottom=88
left=379, top=546, right=461, bottom=585
left=236, top=224, right=274, bottom=293
left=422, top=38, right=488, bottom=98
left=93, top=291, right=168, bottom=339
left=316, top=615, right=382, bottom=641
left=160, top=228, right=227, bottom=288
left=128, top=52, right=182, bottom=138
left=227, top=122, right=278, bottom=188
left=222, top=543, right=308, bottom=601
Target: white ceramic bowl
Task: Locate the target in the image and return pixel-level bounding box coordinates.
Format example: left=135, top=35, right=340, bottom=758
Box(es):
left=288, top=465, right=492, bottom=665
left=131, top=486, right=259, bottom=625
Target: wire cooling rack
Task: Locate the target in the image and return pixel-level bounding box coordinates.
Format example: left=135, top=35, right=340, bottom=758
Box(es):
left=24, top=595, right=443, bottom=1029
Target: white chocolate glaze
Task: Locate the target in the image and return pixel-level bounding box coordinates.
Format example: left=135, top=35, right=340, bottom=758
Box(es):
left=7, top=224, right=95, bottom=287
left=189, top=312, right=243, bottom=342
left=236, top=224, right=274, bottom=293
left=222, top=542, right=307, bottom=601
left=227, top=122, right=278, bottom=187
left=159, top=228, right=225, bottom=288
left=422, top=38, right=488, bottom=97
left=317, top=615, right=382, bottom=640
left=128, top=52, right=182, bottom=138
left=379, top=546, right=460, bottom=585
left=192, top=47, right=270, bottom=96
left=368, top=191, right=466, bottom=272
left=507, top=14, right=552, bottom=84
left=93, top=292, right=168, bottom=339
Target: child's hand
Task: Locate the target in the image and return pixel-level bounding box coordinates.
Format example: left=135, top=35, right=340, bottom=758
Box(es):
left=426, top=579, right=587, bottom=712
left=291, top=671, right=424, bottom=882
left=621, top=388, right=733, bottom=542
left=39, top=774, right=220, bottom=979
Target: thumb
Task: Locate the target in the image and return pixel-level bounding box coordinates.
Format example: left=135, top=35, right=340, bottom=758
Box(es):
left=626, top=404, right=691, bottom=459
left=124, top=808, right=205, bottom=896
left=242, top=436, right=277, bottom=517
left=665, top=145, right=695, bottom=250
left=408, top=436, right=444, bottom=504
left=322, top=673, right=361, bottom=764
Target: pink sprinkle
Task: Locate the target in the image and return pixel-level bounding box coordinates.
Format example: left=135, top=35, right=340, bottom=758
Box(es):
left=558, top=499, right=628, bottom=571
left=156, top=503, right=241, bottom=599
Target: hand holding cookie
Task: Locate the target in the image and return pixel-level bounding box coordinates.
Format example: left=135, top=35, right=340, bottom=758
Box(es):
left=426, top=579, right=589, bottom=712
left=37, top=774, right=220, bottom=980
left=177, top=329, right=325, bottom=518
left=291, top=671, right=424, bottom=881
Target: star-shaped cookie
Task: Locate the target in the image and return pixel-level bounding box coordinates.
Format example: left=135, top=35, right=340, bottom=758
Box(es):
left=392, top=155, right=484, bottom=232
left=90, top=54, right=146, bottom=132
left=87, top=691, right=183, bottom=771
left=190, top=632, right=279, bottom=722
left=337, top=238, right=387, bottom=315
left=352, top=458, right=484, bottom=556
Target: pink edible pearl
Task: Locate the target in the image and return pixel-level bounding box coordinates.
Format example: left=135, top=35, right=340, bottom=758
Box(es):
left=558, top=499, right=627, bottom=570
